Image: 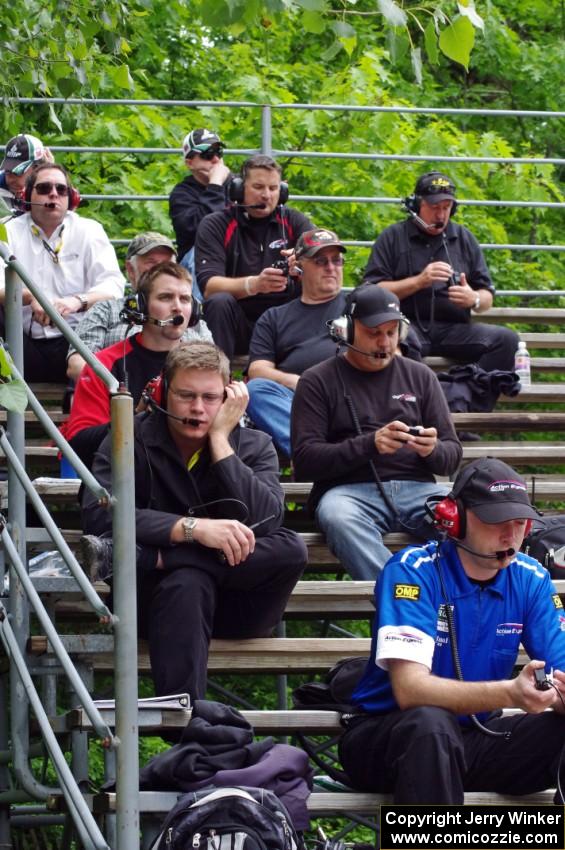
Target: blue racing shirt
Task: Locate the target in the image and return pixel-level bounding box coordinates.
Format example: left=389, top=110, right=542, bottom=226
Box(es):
left=352, top=540, right=565, bottom=724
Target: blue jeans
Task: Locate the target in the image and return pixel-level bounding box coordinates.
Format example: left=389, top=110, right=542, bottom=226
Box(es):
left=247, top=378, right=294, bottom=459
left=316, top=479, right=449, bottom=580
left=180, top=248, right=203, bottom=303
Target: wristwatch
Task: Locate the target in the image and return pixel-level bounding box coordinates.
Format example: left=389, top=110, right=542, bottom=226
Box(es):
left=75, top=293, right=88, bottom=312
left=182, top=516, right=198, bottom=543
left=473, top=295, right=481, bottom=312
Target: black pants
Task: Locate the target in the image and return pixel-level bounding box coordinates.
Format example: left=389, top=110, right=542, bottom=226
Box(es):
left=338, top=706, right=565, bottom=804
left=137, top=528, right=307, bottom=699
left=203, top=292, right=255, bottom=361
left=0, top=322, right=69, bottom=383
left=409, top=321, right=519, bottom=373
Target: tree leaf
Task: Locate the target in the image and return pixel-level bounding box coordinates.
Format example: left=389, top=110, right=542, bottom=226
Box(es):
left=321, top=40, right=342, bottom=61
left=439, top=15, right=475, bottom=70
left=111, top=64, right=134, bottom=90
left=57, top=77, right=82, bottom=98
left=377, top=0, right=407, bottom=27
left=333, top=21, right=356, bottom=40
left=0, top=380, right=28, bottom=413
left=458, top=0, right=484, bottom=30
left=411, top=47, right=423, bottom=85
left=424, top=20, right=439, bottom=64
left=302, top=10, right=326, bottom=33
left=48, top=103, right=63, bottom=133
left=0, top=348, right=12, bottom=379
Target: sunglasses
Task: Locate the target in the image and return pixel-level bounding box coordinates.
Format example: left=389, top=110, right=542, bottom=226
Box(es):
left=198, top=146, right=224, bottom=161
left=312, top=256, right=345, bottom=268
left=34, top=182, right=68, bottom=196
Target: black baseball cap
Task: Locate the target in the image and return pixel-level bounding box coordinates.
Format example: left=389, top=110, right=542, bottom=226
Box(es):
left=2, top=134, right=46, bottom=173
left=415, top=172, right=456, bottom=204
left=182, top=129, right=223, bottom=158
left=455, top=458, right=539, bottom=523
left=349, top=286, right=402, bottom=328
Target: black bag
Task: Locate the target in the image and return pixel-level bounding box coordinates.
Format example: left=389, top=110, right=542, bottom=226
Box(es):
left=292, top=656, right=367, bottom=714
left=291, top=657, right=368, bottom=786
left=151, top=785, right=302, bottom=850
left=522, top=516, right=565, bottom=578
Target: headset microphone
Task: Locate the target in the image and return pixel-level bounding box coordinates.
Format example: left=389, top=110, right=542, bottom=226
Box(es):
left=404, top=205, right=446, bottom=233
left=340, top=340, right=388, bottom=359
left=455, top=540, right=516, bottom=561
left=142, top=391, right=201, bottom=426
left=231, top=202, right=267, bottom=210
left=146, top=315, right=185, bottom=327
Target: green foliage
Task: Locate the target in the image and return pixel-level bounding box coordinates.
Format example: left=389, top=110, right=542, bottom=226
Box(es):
left=0, top=347, right=28, bottom=412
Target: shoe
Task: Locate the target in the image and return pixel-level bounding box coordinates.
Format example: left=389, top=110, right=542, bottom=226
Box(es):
left=457, top=430, right=481, bottom=442
left=80, top=535, right=113, bottom=582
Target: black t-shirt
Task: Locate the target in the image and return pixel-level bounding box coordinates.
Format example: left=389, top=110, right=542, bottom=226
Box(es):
left=363, top=219, right=494, bottom=324
left=248, top=293, right=347, bottom=374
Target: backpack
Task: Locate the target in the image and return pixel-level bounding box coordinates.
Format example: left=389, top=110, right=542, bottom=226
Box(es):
left=150, top=786, right=302, bottom=850
left=522, top=516, right=565, bottom=578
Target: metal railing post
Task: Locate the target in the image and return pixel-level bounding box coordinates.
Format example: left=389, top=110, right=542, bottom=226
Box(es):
left=4, top=265, right=35, bottom=796
left=261, top=106, right=272, bottom=156
left=110, top=390, right=139, bottom=850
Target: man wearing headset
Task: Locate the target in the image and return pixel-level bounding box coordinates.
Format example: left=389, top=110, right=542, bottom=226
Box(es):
left=81, top=341, right=307, bottom=703
left=291, top=285, right=461, bottom=580
left=0, top=162, right=124, bottom=382
left=195, top=154, right=313, bottom=360
left=363, top=172, right=518, bottom=375
left=169, top=128, right=233, bottom=301
left=66, top=232, right=212, bottom=381
left=339, top=457, right=565, bottom=804
left=62, top=262, right=195, bottom=468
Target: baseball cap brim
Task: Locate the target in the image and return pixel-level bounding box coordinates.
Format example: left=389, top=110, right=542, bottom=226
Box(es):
left=358, top=311, right=402, bottom=328
left=424, top=192, right=455, bottom=204
left=469, top=502, right=541, bottom=524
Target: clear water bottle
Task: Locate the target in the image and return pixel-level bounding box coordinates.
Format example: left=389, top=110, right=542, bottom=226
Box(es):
left=515, top=340, right=531, bottom=388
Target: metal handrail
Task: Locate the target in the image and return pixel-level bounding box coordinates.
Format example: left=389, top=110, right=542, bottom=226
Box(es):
left=1, top=260, right=138, bottom=846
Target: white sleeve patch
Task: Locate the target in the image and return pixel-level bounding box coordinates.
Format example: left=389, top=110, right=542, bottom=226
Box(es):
left=376, top=624, right=435, bottom=671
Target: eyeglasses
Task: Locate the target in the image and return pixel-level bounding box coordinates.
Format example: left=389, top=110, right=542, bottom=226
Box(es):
left=34, top=182, right=68, bottom=196
left=312, top=256, right=345, bottom=268
left=169, top=387, right=224, bottom=404
left=199, top=146, right=224, bottom=161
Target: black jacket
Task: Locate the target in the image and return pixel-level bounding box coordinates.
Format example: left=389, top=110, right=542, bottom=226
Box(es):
left=195, top=206, right=313, bottom=319
left=83, top=411, right=285, bottom=573
left=169, top=174, right=232, bottom=259
left=363, top=218, right=494, bottom=324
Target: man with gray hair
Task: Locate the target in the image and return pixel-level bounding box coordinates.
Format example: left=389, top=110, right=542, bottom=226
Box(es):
left=66, top=231, right=212, bottom=380
left=82, top=341, right=306, bottom=702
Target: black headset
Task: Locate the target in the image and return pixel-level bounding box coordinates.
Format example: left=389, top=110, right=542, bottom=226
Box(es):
left=337, top=288, right=410, bottom=345
left=24, top=165, right=81, bottom=212
left=228, top=176, right=289, bottom=206
left=122, top=289, right=202, bottom=328
left=403, top=171, right=458, bottom=216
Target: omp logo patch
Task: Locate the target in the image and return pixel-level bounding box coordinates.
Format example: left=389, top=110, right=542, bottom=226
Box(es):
left=553, top=594, right=563, bottom=610
left=394, top=583, right=421, bottom=601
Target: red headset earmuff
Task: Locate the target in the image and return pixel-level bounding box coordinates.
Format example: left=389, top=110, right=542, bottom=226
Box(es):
left=431, top=467, right=535, bottom=541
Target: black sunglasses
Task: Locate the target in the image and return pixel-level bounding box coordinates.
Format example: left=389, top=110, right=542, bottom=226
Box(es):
left=199, top=146, right=224, bottom=161
left=34, top=182, right=68, bottom=196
